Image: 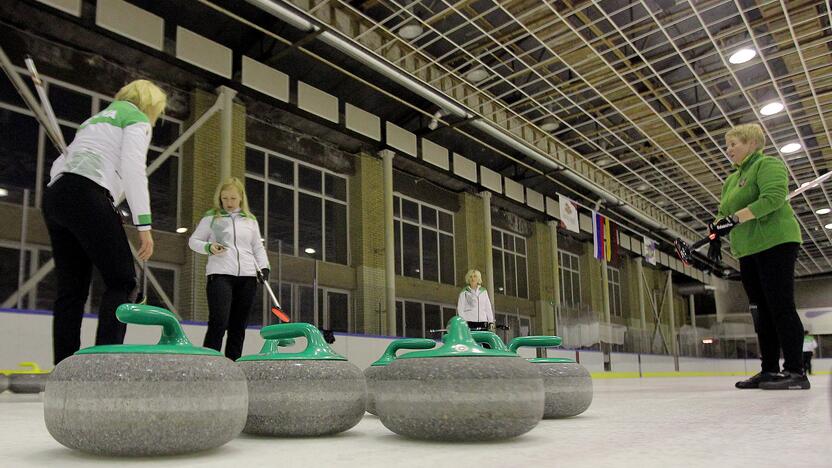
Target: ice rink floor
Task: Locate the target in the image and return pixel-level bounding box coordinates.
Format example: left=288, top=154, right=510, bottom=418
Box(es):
left=1, top=376, right=829, bottom=468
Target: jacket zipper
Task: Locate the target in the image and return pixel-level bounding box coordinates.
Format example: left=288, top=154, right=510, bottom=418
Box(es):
left=232, top=215, right=240, bottom=276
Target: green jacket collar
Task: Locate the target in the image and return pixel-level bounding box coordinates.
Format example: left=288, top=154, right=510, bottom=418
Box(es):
left=464, top=285, right=485, bottom=293
left=735, top=150, right=762, bottom=169
left=208, top=208, right=250, bottom=218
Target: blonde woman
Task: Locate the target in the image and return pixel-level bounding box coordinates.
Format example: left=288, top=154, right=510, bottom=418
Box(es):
left=456, top=269, right=494, bottom=330
left=711, top=124, right=806, bottom=390
left=44, top=79, right=166, bottom=365
left=189, top=177, right=270, bottom=360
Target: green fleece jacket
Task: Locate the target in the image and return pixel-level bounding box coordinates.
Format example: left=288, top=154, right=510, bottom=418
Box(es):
left=717, top=151, right=801, bottom=258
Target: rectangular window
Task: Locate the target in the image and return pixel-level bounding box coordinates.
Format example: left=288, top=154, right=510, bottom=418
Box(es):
left=244, top=146, right=349, bottom=264
left=396, top=298, right=455, bottom=338
left=495, top=312, right=533, bottom=342
left=492, top=228, right=528, bottom=298
left=559, top=250, right=582, bottom=307
left=607, top=266, right=622, bottom=317
left=393, top=194, right=455, bottom=285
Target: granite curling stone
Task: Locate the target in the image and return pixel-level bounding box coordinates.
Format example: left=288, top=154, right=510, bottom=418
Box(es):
left=44, top=304, right=248, bottom=456
left=376, top=316, right=544, bottom=441
left=7, top=362, right=50, bottom=394
left=364, top=338, right=436, bottom=415
left=238, top=322, right=366, bottom=436
left=509, top=336, right=593, bottom=419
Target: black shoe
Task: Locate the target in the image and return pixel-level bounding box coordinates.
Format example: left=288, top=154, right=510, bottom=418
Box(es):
left=759, top=371, right=810, bottom=390
left=735, top=371, right=779, bottom=389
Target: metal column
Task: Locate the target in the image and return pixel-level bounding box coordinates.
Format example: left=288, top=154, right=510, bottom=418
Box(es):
left=480, top=191, right=495, bottom=306
left=689, top=294, right=698, bottom=357
left=218, top=86, right=237, bottom=182
left=548, top=220, right=560, bottom=336
left=636, top=259, right=647, bottom=353
left=666, top=270, right=679, bottom=371
left=382, top=150, right=396, bottom=336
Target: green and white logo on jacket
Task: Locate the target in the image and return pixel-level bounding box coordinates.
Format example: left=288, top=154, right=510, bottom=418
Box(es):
left=80, top=101, right=149, bottom=130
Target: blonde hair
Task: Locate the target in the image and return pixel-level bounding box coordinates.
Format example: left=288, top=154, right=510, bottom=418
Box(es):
left=725, top=123, right=765, bottom=152
left=212, top=177, right=254, bottom=219
left=464, top=269, right=482, bottom=287
left=115, top=79, right=167, bottom=125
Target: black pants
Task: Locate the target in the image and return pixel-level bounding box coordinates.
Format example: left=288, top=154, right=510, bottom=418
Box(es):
left=802, top=352, right=813, bottom=375
left=739, top=242, right=804, bottom=374
left=204, top=274, right=257, bottom=361
left=43, top=174, right=136, bottom=365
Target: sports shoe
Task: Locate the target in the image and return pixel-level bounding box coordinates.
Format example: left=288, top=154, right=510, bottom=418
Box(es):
left=759, top=371, right=810, bottom=390
left=735, top=371, right=779, bottom=389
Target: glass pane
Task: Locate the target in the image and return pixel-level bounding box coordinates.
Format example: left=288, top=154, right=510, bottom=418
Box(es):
left=492, top=249, right=504, bottom=294
left=405, top=301, right=423, bottom=338
left=439, top=233, right=454, bottom=286
left=145, top=267, right=175, bottom=311
left=402, top=223, right=420, bottom=278
left=420, top=206, right=437, bottom=227
left=504, top=251, right=517, bottom=297
left=517, top=256, right=528, bottom=299
left=442, top=307, right=456, bottom=328
left=152, top=119, right=180, bottom=148
left=421, top=228, right=438, bottom=282
left=0, top=70, right=29, bottom=107
left=325, top=173, right=347, bottom=201
left=393, top=196, right=400, bottom=217
left=298, top=285, right=315, bottom=325
left=491, top=229, right=502, bottom=248
left=424, top=304, right=441, bottom=336
left=0, top=111, right=39, bottom=202
left=520, top=318, right=531, bottom=336
left=298, top=193, right=323, bottom=260
left=394, top=220, right=402, bottom=275
left=402, top=198, right=418, bottom=222
left=48, top=83, right=92, bottom=123
left=504, top=234, right=515, bottom=252
left=396, top=301, right=403, bottom=337
left=438, top=211, right=453, bottom=233
left=298, top=165, right=321, bottom=192
left=325, top=200, right=348, bottom=265
left=328, top=291, right=349, bottom=333
left=268, top=184, right=294, bottom=254
left=246, top=177, right=264, bottom=218
left=0, top=246, right=22, bottom=307
left=269, top=155, right=293, bottom=185
left=516, top=237, right=526, bottom=255
left=146, top=151, right=178, bottom=232
left=246, top=147, right=264, bottom=176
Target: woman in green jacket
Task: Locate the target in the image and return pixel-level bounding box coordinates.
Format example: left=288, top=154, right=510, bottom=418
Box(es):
left=711, top=123, right=808, bottom=390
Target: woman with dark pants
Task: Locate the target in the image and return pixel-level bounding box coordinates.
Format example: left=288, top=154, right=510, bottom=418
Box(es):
left=44, top=80, right=166, bottom=365
left=189, top=177, right=269, bottom=360
left=711, top=123, right=808, bottom=390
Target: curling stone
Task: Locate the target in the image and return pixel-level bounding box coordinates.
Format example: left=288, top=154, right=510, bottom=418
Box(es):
left=44, top=304, right=248, bottom=456
left=376, top=316, right=544, bottom=441
left=364, top=338, right=436, bottom=415
left=7, top=362, right=50, bottom=394
left=0, top=374, right=8, bottom=393
left=238, top=322, right=366, bottom=436
left=509, top=336, right=593, bottom=418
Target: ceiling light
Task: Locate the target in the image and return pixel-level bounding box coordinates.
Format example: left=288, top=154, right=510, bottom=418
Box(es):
left=636, top=183, right=649, bottom=192
left=304, top=247, right=316, bottom=255
left=0, top=188, right=7, bottom=197
left=780, top=142, right=801, bottom=154
left=465, top=68, right=489, bottom=82
left=816, top=208, right=831, bottom=215
left=729, top=48, right=756, bottom=64
left=397, top=22, right=423, bottom=40
left=760, top=102, right=784, bottom=116
left=539, top=117, right=560, bottom=132
left=176, top=227, right=188, bottom=234
left=702, top=339, right=714, bottom=344
left=825, top=223, right=832, bottom=230
left=598, top=158, right=613, bottom=167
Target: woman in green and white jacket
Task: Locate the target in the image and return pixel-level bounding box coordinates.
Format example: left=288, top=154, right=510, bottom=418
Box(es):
left=710, top=123, right=808, bottom=390
left=456, top=269, right=494, bottom=331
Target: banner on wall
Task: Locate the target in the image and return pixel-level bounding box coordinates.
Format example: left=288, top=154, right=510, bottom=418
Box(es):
left=798, top=307, right=832, bottom=335
left=643, top=235, right=658, bottom=265
left=558, top=194, right=580, bottom=233
left=592, top=211, right=605, bottom=261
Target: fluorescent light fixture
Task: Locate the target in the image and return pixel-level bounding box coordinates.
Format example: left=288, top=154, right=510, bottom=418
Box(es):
left=702, top=338, right=714, bottom=344
left=304, top=247, right=316, bottom=254
left=780, top=142, right=801, bottom=154
left=728, top=48, right=756, bottom=64
left=825, top=223, right=832, bottom=230
left=175, top=227, right=188, bottom=234
left=465, top=68, right=489, bottom=82
left=540, top=117, right=560, bottom=132
left=0, top=188, right=7, bottom=197
left=397, top=22, right=423, bottom=39
left=759, top=102, right=784, bottom=115
left=636, top=183, right=649, bottom=192
left=598, top=158, right=613, bottom=167
left=816, top=208, right=831, bottom=215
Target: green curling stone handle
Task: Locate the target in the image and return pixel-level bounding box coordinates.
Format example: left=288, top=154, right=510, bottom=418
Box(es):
left=116, top=304, right=193, bottom=347
left=371, top=338, right=436, bottom=366
left=238, top=323, right=346, bottom=361
left=508, top=336, right=563, bottom=353
left=470, top=331, right=509, bottom=351
left=258, top=338, right=296, bottom=354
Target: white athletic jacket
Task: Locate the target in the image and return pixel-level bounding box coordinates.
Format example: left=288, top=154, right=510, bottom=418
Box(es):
left=49, top=101, right=153, bottom=230
left=189, top=209, right=270, bottom=277
left=456, top=286, right=494, bottom=323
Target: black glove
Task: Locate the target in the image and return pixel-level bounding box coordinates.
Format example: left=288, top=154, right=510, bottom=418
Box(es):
left=707, top=238, right=722, bottom=264
left=256, top=268, right=270, bottom=284
left=708, top=215, right=739, bottom=240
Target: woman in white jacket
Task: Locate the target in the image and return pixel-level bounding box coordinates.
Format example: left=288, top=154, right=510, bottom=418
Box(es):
left=189, top=177, right=269, bottom=360
left=456, top=269, right=495, bottom=331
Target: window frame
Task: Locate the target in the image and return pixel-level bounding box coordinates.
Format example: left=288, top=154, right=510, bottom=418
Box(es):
left=491, top=227, right=529, bottom=299
left=558, top=250, right=582, bottom=307
left=393, top=193, right=456, bottom=285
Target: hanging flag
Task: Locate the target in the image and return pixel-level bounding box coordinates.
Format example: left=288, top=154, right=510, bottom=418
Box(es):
left=558, top=194, right=579, bottom=233
left=593, top=211, right=606, bottom=260
left=604, top=219, right=619, bottom=262
left=643, top=235, right=658, bottom=265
